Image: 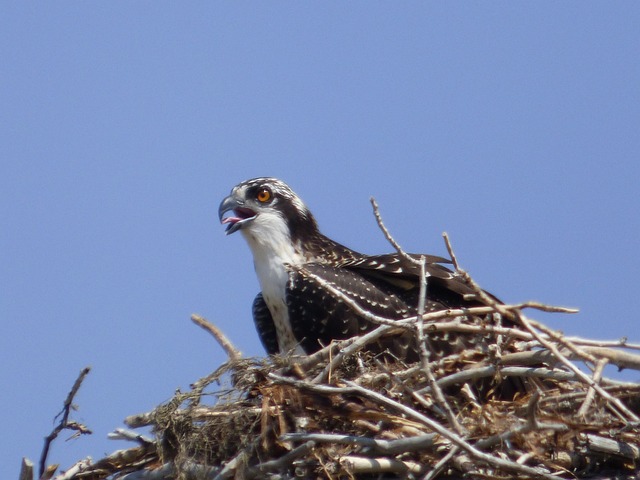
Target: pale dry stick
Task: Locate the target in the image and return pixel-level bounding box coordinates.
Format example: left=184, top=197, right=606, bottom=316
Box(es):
left=211, top=449, right=251, bottom=480
left=421, top=446, right=460, bottom=480
left=370, top=197, right=423, bottom=267
left=518, top=314, right=640, bottom=423
left=413, top=256, right=464, bottom=435
left=340, top=456, right=423, bottom=476
left=563, top=336, right=640, bottom=351
left=108, top=428, right=155, bottom=445
left=280, top=432, right=436, bottom=455
left=500, top=348, right=640, bottom=374
left=19, top=458, right=34, bottom=480
left=538, top=384, right=640, bottom=407
left=582, top=433, right=640, bottom=460
left=191, top=314, right=242, bottom=361
left=118, top=462, right=174, bottom=480
left=427, top=366, right=580, bottom=392
left=580, top=346, right=640, bottom=371
left=269, top=373, right=558, bottom=480
left=49, top=459, right=92, bottom=480
left=251, top=441, right=315, bottom=476
left=528, top=318, right=598, bottom=365
left=442, top=232, right=460, bottom=271
left=577, top=358, right=608, bottom=418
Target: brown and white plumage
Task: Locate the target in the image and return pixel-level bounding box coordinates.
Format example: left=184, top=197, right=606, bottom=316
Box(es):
left=218, top=177, right=496, bottom=359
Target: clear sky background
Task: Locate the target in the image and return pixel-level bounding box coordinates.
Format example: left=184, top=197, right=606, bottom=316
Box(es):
left=1, top=3, right=639, bottom=478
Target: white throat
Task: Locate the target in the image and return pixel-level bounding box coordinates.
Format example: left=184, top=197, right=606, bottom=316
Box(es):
left=241, top=213, right=306, bottom=354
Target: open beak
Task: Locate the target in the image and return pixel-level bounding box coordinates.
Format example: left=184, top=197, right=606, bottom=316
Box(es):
left=218, top=194, right=257, bottom=235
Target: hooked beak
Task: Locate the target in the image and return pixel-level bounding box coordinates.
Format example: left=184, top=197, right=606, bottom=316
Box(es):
left=218, top=194, right=257, bottom=235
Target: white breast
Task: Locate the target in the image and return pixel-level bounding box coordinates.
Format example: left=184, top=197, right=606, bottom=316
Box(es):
left=241, top=212, right=306, bottom=354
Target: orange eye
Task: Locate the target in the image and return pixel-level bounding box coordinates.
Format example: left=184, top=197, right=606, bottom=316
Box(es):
left=256, top=188, right=272, bottom=203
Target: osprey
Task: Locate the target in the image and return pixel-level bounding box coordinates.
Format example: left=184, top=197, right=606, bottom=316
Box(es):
left=218, top=177, right=493, bottom=359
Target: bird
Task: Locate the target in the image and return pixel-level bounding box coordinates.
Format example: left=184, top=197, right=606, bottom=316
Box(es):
left=218, top=177, right=506, bottom=362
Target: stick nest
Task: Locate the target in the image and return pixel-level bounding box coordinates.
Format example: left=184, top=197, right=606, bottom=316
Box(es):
left=50, top=306, right=640, bottom=480
left=43, top=223, right=640, bottom=479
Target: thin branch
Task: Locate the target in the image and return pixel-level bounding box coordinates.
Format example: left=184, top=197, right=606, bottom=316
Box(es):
left=191, top=314, right=242, bottom=361
left=426, top=366, right=580, bottom=392
left=370, top=197, right=421, bottom=266
left=252, top=441, right=315, bottom=474
left=442, top=232, right=460, bottom=271
left=421, top=446, right=459, bottom=480
left=577, top=358, right=608, bottom=418
left=19, top=458, right=34, bottom=480
left=280, top=432, right=436, bottom=455
left=340, top=455, right=424, bottom=475
left=39, top=367, right=92, bottom=479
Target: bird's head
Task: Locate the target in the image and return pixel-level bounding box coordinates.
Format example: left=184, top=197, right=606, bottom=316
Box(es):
left=218, top=177, right=319, bottom=246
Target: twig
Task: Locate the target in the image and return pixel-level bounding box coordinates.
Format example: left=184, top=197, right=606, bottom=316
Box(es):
left=251, top=441, right=315, bottom=474
left=427, top=366, right=580, bottom=392
left=107, top=428, right=155, bottom=446
left=577, top=358, right=608, bottom=418
left=19, top=458, right=34, bottom=480
left=280, top=433, right=436, bottom=455
left=39, top=367, right=92, bottom=479
left=191, top=314, right=242, bottom=361
left=422, top=446, right=459, bottom=480
left=442, top=232, right=460, bottom=271
left=563, top=336, right=640, bottom=350
left=212, top=447, right=251, bottom=480
left=50, top=459, right=92, bottom=480
left=528, top=317, right=598, bottom=364
left=582, top=433, right=640, bottom=460
left=414, top=256, right=463, bottom=434
left=118, top=462, right=174, bottom=480
left=370, top=197, right=421, bottom=266
left=340, top=455, right=424, bottom=475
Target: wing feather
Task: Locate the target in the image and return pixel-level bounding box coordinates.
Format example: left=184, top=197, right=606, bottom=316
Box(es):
left=252, top=293, right=280, bottom=355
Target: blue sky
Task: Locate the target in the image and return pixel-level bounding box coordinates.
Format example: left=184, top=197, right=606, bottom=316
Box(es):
left=1, top=3, right=639, bottom=478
